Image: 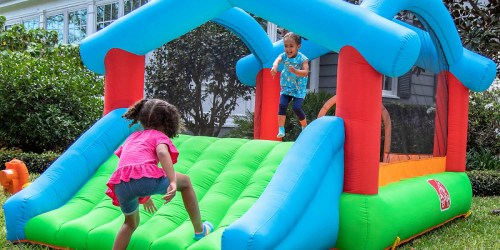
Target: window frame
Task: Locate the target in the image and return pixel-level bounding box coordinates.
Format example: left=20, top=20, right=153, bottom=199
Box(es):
left=22, top=16, right=40, bottom=30
left=382, top=76, right=400, bottom=99
left=45, top=12, right=65, bottom=44
left=95, top=1, right=120, bottom=32
left=67, top=8, right=88, bottom=44
left=44, top=4, right=88, bottom=44
left=4, top=14, right=39, bottom=31
left=4, top=0, right=149, bottom=43
left=124, top=0, right=149, bottom=15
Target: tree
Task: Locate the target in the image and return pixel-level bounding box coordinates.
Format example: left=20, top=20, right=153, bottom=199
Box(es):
left=0, top=18, right=104, bottom=153
left=145, top=22, right=254, bottom=136
left=444, top=0, right=499, bottom=77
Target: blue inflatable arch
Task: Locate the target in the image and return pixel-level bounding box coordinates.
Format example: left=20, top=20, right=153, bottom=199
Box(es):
left=81, top=0, right=423, bottom=78
left=212, top=8, right=273, bottom=66
left=361, top=0, right=496, bottom=91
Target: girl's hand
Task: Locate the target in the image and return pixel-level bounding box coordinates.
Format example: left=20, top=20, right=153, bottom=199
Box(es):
left=143, top=198, right=157, bottom=214
left=270, top=66, right=278, bottom=78
left=163, top=182, right=177, bottom=204
left=288, top=66, right=296, bottom=74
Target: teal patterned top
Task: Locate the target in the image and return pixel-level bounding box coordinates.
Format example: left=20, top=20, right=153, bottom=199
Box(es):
left=279, top=52, right=309, bottom=98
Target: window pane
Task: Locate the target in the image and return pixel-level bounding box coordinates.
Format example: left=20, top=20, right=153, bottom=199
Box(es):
left=112, top=3, right=118, bottom=19
left=23, top=18, right=39, bottom=30
left=68, top=9, right=87, bottom=44
left=383, top=76, right=393, bottom=91
left=104, top=4, right=111, bottom=20
left=124, top=0, right=149, bottom=15
left=46, top=14, right=64, bottom=43
left=97, top=5, right=104, bottom=22
left=96, top=2, right=119, bottom=31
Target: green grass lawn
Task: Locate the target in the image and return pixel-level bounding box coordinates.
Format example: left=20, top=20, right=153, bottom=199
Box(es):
left=1, top=176, right=499, bottom=249
left=398, top=196, right=500, bottom=250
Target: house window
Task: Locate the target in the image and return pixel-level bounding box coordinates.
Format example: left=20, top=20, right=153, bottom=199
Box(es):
left=383, top=70, right=413, bottom=99
left=46, top=14, right=64, bottom=43
left=68, top=9, right=87, bottom=44
left=23, top=18, right=39, bottom=30
left=124, top=0, right=149, bottom=15
left=382, top=76, right=398, bottom=97
left=382, top=76, right=399, bottom=98
left=96, top=2, right=119, bottom=31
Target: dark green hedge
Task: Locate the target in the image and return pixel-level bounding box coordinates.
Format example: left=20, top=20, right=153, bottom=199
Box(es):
left=467, top=170, right=500, bottom=197
left=0, top=149, right=59, bottom=174
left=466, top=148, right=500, bottom=171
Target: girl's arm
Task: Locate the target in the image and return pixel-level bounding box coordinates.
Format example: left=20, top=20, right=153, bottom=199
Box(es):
left=157, top=144, right=177, bottom=203
left=270, top=56, right=282, bottom=78
left=289, top=59, right=309, bottom=77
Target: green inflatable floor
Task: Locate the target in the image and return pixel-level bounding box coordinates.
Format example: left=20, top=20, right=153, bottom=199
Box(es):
left=24, top=135, right=293, bottom=249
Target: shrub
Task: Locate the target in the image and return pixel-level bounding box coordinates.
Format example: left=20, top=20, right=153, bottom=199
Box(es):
left=0, top=23, right=104, bottom=153
left=468, top=85, right=499, bottom=156
left=467, top=170, right=500, bottom=197
left=0, top=149, right=59, bottom=174
left=283, top=91, right=334, bottom=141
left=466, top=148, right=500, bottom=171
left=224, top=112, right=254, bottom=139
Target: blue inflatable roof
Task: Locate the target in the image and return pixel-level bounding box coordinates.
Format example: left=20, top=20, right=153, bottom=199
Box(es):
left=80, top=0, right=497, bottom=91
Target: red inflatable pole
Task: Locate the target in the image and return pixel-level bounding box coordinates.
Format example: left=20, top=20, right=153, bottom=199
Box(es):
left=433, top=72, right=448, bottom=157
left=103, top=48, right=145, bottom=115
left=446, top=72, right=469, bottom=172
left=254, top=69, right=281, bottom=141
left=336, top=46, right=382, bottom=195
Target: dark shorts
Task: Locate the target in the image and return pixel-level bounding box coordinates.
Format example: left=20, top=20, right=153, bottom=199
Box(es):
left=278, top=94, right=306, bottom=120
left=114, top=177, right=170, bottom=215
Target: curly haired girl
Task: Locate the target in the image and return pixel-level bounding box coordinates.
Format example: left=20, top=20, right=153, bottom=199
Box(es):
left=106, top=99, right=212, bottom=250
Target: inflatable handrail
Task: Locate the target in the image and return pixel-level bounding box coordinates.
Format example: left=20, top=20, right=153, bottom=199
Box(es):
left=3, top=109, right=136, bottom=241
left=223, top=116, right=345, bottom=249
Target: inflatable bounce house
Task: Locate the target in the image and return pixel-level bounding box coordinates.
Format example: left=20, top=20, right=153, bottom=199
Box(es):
left=3, top=0, right=497, bottom=249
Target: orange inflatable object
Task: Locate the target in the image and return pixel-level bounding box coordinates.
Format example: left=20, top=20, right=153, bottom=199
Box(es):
left=0, top=159, right=30, bottom=194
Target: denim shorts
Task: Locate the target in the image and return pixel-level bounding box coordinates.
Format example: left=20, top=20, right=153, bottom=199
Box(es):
left=114, top=177, right=170, bottom=215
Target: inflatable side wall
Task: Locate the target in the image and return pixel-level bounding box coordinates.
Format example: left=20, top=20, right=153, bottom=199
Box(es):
left=222, top=116, right=345, bottom=249
left=3, top=109, right=135, bottom=241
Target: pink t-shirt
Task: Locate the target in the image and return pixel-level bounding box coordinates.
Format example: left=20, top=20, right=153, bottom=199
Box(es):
left=105, top=130, right=179, bottom=206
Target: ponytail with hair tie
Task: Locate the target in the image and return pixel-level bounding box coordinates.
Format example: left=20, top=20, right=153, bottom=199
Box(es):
left=123, top=99, right=148, bottom=127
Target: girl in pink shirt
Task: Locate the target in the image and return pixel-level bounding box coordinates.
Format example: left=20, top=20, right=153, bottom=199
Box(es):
left=106, top=99, right=212, bottom=250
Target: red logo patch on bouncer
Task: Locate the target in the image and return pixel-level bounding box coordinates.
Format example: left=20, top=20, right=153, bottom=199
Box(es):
left=428, top=179, right=451, bottom=211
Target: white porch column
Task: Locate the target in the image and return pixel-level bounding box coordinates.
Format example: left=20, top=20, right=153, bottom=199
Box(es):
left=86, top=0, right=95, bottom=35
left=38, top=10, right=45, bottom=29
left=309, top=57, right=320, bottom=92
left=266, top=22, right=277, bottom=42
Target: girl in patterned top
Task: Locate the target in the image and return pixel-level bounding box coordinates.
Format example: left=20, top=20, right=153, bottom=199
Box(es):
left=106, top=99, right=212, bottom=250
left=270, top=32, right=309, bottom=139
